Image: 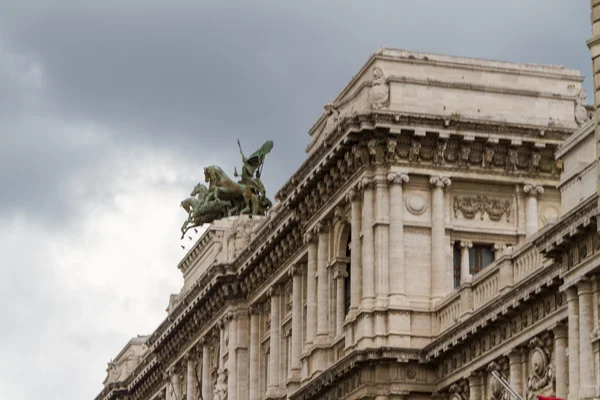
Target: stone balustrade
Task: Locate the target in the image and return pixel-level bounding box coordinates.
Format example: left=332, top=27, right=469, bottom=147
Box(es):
left=435, top=240, right=548, bottom=334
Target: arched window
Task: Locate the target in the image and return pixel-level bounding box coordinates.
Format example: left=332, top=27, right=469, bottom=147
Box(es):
left=344, top=231, right=351, bottom=316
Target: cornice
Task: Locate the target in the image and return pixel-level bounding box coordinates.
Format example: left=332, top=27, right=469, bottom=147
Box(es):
left=279, top=111, right=573, bottom=205
left=533, top=194, right=598, bottom=259
left=289, top=347, right=421, bottom=400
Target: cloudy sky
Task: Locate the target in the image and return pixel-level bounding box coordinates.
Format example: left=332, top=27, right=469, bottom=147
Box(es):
left=0, top=1, right=592, bottom=399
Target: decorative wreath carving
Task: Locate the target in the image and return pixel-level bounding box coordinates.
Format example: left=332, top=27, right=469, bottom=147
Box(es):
left=453, top=195, right=511, bottom=222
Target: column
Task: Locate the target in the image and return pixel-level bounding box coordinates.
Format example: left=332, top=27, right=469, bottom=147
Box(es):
left=346, top=188, right=362, bottom=316
left=248, top=306, right=260, bottom=400
left=316, top=221, right=330, bottom=342
left=523, top=184, right=543, bottom=237
left=508, top=349, right=524, bottom=398
left=169, top=367, right=181, bottom=400
left=374, top=169, right=390, bottom=306
left=468, top=373, right=483, bottom=400
left=334, top=264, right=348, bottom=336
left=213, top=323, right=227, bottom=400
left=430, top=176, right=451, bottom=301
left=289, top=266, right=303, bottom=379
left=494, top=243, right=507, bottom=260
left=387, top=172, right=409, bottom=306
left=587, top=0, right=600, bottom=206
left=361, top=176, right=375, bottom=310
left=186, top=352, right=197, bottom=400
left=305, top=233, right=317, bottom=347
left=227, top=312, right=238, bottom=400
left=201, top=337, right=212, bottom=400
left=567, top=287, right=580, bottom=400
left=266, top=285, right=282, bottom=398
left=554, top=323, right=568, bottom=400
left=460, top=241, right=472, bottom=285
left=578, top=279, right=595, bottom=399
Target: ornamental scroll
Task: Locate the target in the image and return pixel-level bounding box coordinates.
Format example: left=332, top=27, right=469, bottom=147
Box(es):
left=453, top=195, right=512, bottom=222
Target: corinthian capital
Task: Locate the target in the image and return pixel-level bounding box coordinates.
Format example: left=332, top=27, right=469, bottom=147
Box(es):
left=387, top=171, right=409, bottom=185
left=345, top=188, right=359, bottom=203
left=430, top=176, right=452, bottom=189
left=523, top=184, right=544, bottom=197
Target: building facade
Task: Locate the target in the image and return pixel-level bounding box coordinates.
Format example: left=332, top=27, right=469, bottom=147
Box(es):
left=96, top=26, right=600, bottom=400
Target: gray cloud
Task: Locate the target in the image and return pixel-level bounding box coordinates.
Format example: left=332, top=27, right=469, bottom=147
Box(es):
left=0, top=1, right=594, bottom=399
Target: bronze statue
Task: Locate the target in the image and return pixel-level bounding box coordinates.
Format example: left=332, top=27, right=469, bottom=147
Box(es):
left=180, top=140, right=273, bottom=238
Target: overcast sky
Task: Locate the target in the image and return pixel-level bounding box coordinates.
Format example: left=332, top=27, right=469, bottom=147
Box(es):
left=0, top=1, right=592, bottom=399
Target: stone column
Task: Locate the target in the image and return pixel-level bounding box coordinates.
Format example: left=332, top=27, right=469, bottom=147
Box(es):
left=360, top=176, right=375, bottom=310
left=494, top=243, right=506, bottom=260
left=587, top=0, right=600, bottom=209
left=430, top=176, right=451, bottom=301
left=305, top=233, right=317, bottom=347
left=460, top=241, right=472, bottom=285
left=227, top=312, right=237, bottom=400
left=523, top=184, right=543, bottom=238
left=346, top=188, right=362, bottom=316
left=201, top=337, right=212, bottom=400
left=578, top=279, right=595, bottom=399
left=387, top=172, right=409, bottom=306
left=553, top=323, right=568, bottom=400
left=508, top=349, right=524, bottom=398
left=169, top=367, right=182, bottom=400
left=266, top=285, right=282, bottom=398
left=289, top=265, right=303, bottom=380
left=334, top=264, right=348, bottom=336
left=186, top=352, right=197, bottom=400
left=316, top=221, right=330, bottom=342
left=566, top=287, right=580, bottom=400
left=374, top=169, right=390, bottom=306
left=248, top=306, right=260, bottom=400
left=468, top=373, right=483, bottom=400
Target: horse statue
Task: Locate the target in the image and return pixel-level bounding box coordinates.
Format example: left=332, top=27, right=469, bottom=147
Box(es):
left=180, top=182, right=231, bottom=238
left=204, top=165, right=260, bottom=216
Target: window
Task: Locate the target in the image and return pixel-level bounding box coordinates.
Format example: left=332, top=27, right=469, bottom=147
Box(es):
left=469, top=244, right=495, bottom=275
left=453, top=242, right=495, bottom=288
left=453, top=244, right=461, bottom=289
left=344, top=233, right=351, bottom=316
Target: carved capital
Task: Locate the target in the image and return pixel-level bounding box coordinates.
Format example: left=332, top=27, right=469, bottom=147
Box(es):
left=248, top=304, right=261, bottom=316
left=333, top=264, right=348, bottom=280
left=358, top=176, right=374, bottom=191
left=523, top=184, right=544, bottom=197
left=578, top=277, right=594, bottom=294
left=289, top=264, right=304, bottom=277
left=303, top=230, right=316, bottom=244
left=430, top=176, right=451, bottom=189
left=267, top=284, right=284, bottom=298
left=460, top=240, right=473, bottom=249
left=345, top=188, right=359, bottom=203
left=552, top=322, right=568, bottom=339
left=387, top=172, right=409, bottom=185
left=494, top=243, right=507, bottom=252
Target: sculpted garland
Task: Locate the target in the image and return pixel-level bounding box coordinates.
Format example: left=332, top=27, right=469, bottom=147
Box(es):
left=180, top=140, right=274, bottom=238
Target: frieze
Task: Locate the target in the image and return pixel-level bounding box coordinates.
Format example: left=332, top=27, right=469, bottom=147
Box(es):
left=453, top=195, right=512, bottom=222
left=276, top=111, right=570, bottom=204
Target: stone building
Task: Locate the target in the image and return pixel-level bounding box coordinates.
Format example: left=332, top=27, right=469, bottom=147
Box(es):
left=95, top=13, right=600, bottom=400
